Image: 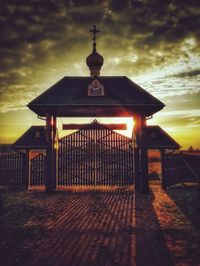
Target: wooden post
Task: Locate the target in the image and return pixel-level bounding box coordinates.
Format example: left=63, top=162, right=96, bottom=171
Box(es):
left=28, top=150, right=31, bottom=188
left=140, top=115, right=149, bottom=194
left=46, top=114, right=57, bottom=193
left=133, top=115, right=141, bottom=191
left=134, top=114, right=149, bottom=194
left=161, top=149, right=167, bottom=189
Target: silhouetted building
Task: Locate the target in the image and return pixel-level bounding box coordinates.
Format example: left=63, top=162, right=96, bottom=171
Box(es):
left=12, top=25, right=180, bottom=193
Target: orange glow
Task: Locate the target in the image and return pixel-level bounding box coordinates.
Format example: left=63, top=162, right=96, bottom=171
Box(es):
left=54, top=141, right=59, bottom=150
left=51, top=116, right=54, bottom=126
left=113, top=117, right=134, bottom=138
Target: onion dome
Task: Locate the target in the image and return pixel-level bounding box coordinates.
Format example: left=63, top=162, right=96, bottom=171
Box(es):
left=86, top=25, right=104, bottom=77
left=86, top=48, right=104, bottom=77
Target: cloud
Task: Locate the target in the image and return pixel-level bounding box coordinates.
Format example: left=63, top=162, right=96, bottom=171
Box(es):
left=163, top=91, right=200, bottom=110
left=171, top=69, right=200, bottom=78
left=0, top=0, right=199, bottom=147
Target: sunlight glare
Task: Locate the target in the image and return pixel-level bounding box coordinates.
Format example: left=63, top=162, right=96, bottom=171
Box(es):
left=112, top=117, right=134, bottom=138
left=57, top=117, right=134, bottom=139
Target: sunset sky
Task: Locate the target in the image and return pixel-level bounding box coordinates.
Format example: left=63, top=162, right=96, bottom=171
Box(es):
left=0, top=0, right=199, bottom=149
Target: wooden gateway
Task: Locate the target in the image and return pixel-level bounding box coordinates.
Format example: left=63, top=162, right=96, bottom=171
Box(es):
left=27, top=25, right=179, bottom=193
left=58, top=121, right=134, bottom=187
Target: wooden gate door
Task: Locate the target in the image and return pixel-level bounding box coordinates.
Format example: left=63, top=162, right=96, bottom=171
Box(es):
left=58, top=123, right=134, bottom=186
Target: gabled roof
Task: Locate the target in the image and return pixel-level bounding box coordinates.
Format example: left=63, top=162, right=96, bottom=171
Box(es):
left=12, top=126, right=47, bottom=150
left=12, top=123, right=179, bottom=150
left=146, top=126, right=180, bottom=149
left=28, top=76, right=165, bottom=117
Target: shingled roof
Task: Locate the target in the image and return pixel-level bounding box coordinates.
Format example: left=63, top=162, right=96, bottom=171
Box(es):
left=146, top=126, right=180, bottom=149
left=28, top=76, right=165, bottom=117
left=12, top=126, right=47, bottom=150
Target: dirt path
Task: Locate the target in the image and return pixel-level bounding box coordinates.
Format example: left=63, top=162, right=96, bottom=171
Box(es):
left=0, top=184, right=199, bottom=266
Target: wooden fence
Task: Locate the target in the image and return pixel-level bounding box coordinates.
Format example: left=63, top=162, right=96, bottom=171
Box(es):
left=0, top=153, right=24, bottom=186
left=1, top=149, right=199, bottom=189
left=165, top=153, right=200, bottom=186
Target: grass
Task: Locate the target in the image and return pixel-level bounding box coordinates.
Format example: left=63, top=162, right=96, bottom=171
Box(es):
left=0, top=190, right=49, bottom=266
left=166, top=183, right=200, bottom=230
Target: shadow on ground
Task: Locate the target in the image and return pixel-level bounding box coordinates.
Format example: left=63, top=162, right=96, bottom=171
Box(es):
left=135, top=190, right=174, bottom=266
left=0, top=185, right=199, bottom=266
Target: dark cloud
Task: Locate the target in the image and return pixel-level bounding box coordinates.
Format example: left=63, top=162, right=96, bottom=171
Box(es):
left=0, top=0, right=199, bottom=85
left=171, top=69, right=200, bottom=78
left=0, top=0, right=199, bottom=51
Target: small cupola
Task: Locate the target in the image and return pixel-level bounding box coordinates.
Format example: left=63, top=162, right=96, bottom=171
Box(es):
left=86, top=25, right=104, bottom=77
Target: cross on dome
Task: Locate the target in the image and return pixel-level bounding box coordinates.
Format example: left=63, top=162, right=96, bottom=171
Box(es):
left=89, top=25, right=100, bottom=51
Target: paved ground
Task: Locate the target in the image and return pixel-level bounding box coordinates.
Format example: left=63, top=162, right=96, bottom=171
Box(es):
left=0, top=183, right=199, bottom=266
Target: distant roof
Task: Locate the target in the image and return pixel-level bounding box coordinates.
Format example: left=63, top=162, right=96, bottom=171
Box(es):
left=12, top=126, right=47, bottom=150
left=28, top=76, right=164, bottom=117
left=146, top=126, right=180, bottom=149
left=12, top=123, right=179, bottom=150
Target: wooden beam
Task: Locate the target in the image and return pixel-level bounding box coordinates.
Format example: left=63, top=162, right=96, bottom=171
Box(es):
left=62, top=123, right=127, bottom=130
